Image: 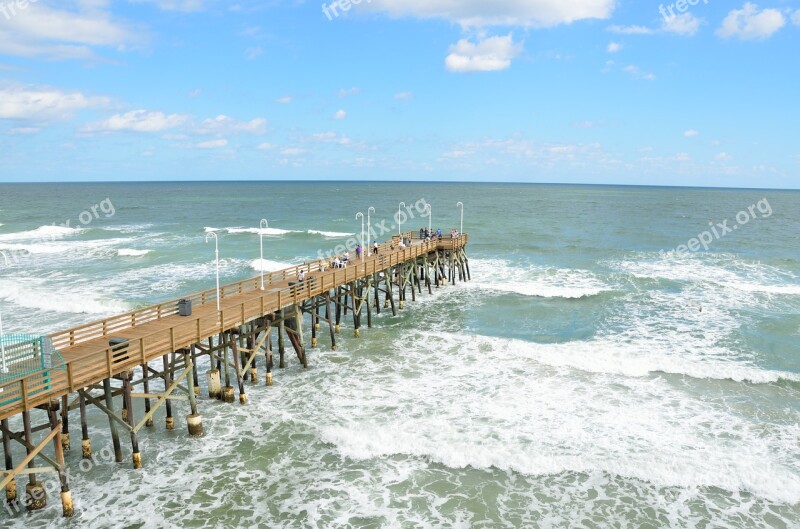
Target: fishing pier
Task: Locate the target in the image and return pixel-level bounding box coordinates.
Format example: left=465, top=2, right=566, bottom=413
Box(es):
left=0, top=233, right=470, bottom=518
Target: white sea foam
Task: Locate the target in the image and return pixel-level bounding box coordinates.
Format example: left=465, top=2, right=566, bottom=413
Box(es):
left=0, top=225, right=82, bottom=242
left=0, top=278, right=129, bottom=315
left=249, top=258, right=294, bottom=272
left=117, top=249, right=151, bottom=257
left=206, top=226, right=298, bottom=236
left=316, top=330, right=800, bottom=505
left=468, top=258, right=611, bottom=299
left=307, top=229, right=353, bottom=238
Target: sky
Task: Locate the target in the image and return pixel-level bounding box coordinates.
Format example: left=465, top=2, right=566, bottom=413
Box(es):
left=0, top=0, right=798, bottom=188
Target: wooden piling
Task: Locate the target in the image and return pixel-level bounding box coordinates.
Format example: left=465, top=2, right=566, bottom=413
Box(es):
left=102, top=378, right=123, bottom=463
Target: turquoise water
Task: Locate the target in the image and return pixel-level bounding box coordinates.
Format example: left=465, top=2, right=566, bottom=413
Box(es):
left=0, top=182, right=799, bottom=528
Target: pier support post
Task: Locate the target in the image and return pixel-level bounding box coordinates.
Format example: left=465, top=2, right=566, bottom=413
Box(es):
left=142, top=363, right=153, bottom=427
left=22, top=411, right=46, bottom=511
left=60, top=395, right=70, bottom=452
left=183, top=350, right=204, bottom=437
left=326, top=293, right=336, bottom=351
left=230, top=338, right=247, bottom=404
left=48, top=404, right=73, bottom=517
left=103, top=378, right=123, bottom=463
left=278, top=310, right=286, bottom=369
left=122, top=376, right=142, bottom=469
left=79, top=392, right=91, bottom=459
left=1, top=418, right=15, bottom=504
left=191, top=345, right=201, bottom=396
left=335, top=287, right=342, bottom=334
left=162, top=354, right=175, bottom=428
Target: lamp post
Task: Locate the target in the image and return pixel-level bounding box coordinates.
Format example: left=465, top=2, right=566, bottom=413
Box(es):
left=367, top=206, right=375, bottom=254
left=457, top=201, right=464, bottom=234
left=259, top=219, right=269, bottom=290
left=398, top=202, right=405, bottom=237
left=205, top=231, right=221, bottom=312
left=0, top=307, right=7, bottom=374
left=356, top=212, right=365, bottom=262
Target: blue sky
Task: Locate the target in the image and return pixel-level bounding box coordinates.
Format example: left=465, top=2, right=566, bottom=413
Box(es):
left=0, top=0, right=798, bottom=187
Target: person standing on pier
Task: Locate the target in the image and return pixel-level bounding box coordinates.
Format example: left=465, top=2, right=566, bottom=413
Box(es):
left=373, top=241, right=379, bottom=255
left=356, top=245, right=362, bottom=260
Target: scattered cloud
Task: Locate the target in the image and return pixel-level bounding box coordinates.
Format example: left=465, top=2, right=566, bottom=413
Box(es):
left=338, top=87, right=361, bottom=98
left=196, top=138, right=228, bottom=149
left=131, top=0, right=206, bottom=12
left=333, top=109, right=347, bottom=120
left=82, top=110, right=189, bottom=133
left=715, top=152, right=733, bottom=161
left=663, top=13, right=702, bottom=36
left=445, top=34, right=522, bottom=73
left=195, top=115, right=267, bottom=135
left=188, top=88, right=202, bottom=98
left=0, top=2, right=139, bottom=60
left=244, top=46, right=263, bottom=60
left=623, top=65, right=655, bottom=81
left=0, top=84, right=110, bottom=122
left=281, top=147, right=305, bottom=156
left=257, top=142, right=276, bottom=150
left=609, top=13, right=701, bottom=37
left=394, top=91, right=414, bottom=100
left=684, top=129, right=699, bottom=137
left=357, top=0, right=616, bottom=27
left=308, top=132, right=353, bottom=146
left=793, top=10, right=800, bottom=27
left=275, top=96, right=293, bottom=104
left=717, top=3, right=785, bottom=40
left=607, top=25, right=654, bottom=35
left=7, top=127, right=40, bottom=135
left=606, top=42, right=622, bottom=53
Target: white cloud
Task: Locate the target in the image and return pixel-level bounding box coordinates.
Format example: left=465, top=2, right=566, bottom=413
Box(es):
left=338, top=87, right=361, bottom=98
left=257, top=142, right=276, bottom=150
left=0, top=2, right=138, bottom=59
left=623, top=65, right=655, bottom=81
left=131, top=0, right=205, bottom=12
left=684, top=129, right=699, bottom=137
left=0, top=84, right=109, bottom=122
left=394, top=91, right=414, bottom=100
left=717, top=3, right=785, bottom=40
left=606, top=42, right=622, bottom=53
left=609, top=13, right=701, bottom=37
left=607, top=25, right=654, bottom=35
left=188, top=88, right=202, bottom=98
left=244, top=46, right=263, bottom=60
left=715, top=152, right=733, bottom=161
left=83, top=110, right=189, bottom=133
left=196, top=115, right=267, bottom=135
left=196, top=138, right=228, bottom=149
left=333, top=109, right=347, bottom=120
left=358, top=0, right=616, bottom=28
left=793, top=10, right=800, bottom=27
left=281, top=147, right=305, bottom=156
left=445, top=34, right=522, bottom=72
left=308, top=132, right=353, bottom=146
left=275, top=96, right=293, bottom=104
left=663, top=13, right=702, bottom=36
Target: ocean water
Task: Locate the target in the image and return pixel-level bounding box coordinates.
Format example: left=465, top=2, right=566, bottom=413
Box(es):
left=0, top=182, right=799, bottom=528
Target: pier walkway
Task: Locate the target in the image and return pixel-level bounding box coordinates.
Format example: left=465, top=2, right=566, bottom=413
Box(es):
left=0, top=232, right=470, bottom=517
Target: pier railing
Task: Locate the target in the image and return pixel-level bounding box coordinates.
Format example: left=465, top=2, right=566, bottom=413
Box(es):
left=0, top=234, right=468, bottom=419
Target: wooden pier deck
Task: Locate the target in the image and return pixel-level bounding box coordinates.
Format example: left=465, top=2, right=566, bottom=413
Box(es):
left=0, top=233, right=468, bottom=421
left=0, top=231, right=470, bottom=517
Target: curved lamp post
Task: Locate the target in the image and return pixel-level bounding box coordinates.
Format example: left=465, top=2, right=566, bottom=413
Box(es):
left=259, top=219, right=269, bottom=290
left=457, top=201, right=464, bottom=235
left=356, top=212, right=365, bottom=262
left=205, top=231, right=221, bottom=312
left=367, top=206, right=375, bottom=253
left=398, top=202, right=406, bottom=237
